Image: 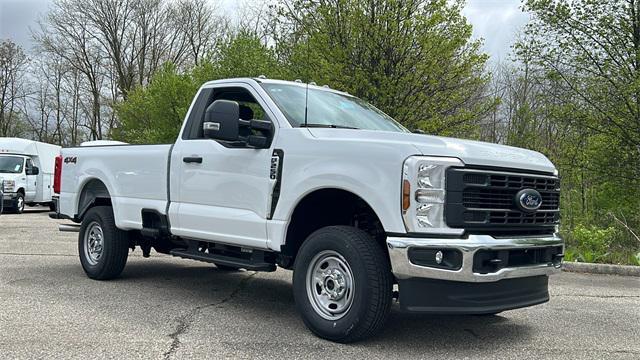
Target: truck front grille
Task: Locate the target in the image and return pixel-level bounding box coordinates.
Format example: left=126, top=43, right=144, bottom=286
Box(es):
left=445, top=167, right=560, bottom=237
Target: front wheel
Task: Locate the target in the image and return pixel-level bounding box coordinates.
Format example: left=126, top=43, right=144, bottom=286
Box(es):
left=293, top=226, right=393, bottom=343
left=78, top=206, right=130, bottom=280
left=13, top=193, right=24, bottom=214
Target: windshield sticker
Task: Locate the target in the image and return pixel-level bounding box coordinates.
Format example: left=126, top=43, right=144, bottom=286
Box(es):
left=338, top=101, right=355, bottom=110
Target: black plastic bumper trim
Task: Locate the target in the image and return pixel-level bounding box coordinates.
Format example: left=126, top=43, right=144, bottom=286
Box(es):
left=398, top=275, right=549, bottom=314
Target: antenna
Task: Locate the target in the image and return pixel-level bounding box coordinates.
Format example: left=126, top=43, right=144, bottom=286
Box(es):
left=303, top=34, right=311, bottom=127
left=304, top=82, right=309, bottom=127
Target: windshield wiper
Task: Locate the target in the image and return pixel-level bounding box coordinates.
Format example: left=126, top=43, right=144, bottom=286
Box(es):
left=300, top=123, right=360, bottom=129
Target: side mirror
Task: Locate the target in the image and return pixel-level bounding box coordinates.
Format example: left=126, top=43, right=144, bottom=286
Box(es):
left=28, top=166, right=39, bottom=175
left=203, top=100, right=240, bottom=141
left=241, top=119, right=274, bottom=149
left=203, top=100, right=274, bottom=149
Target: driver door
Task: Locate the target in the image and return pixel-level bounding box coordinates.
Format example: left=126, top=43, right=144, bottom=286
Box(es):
left=24, top=158, right=37, bottom=202
left=170, top=84, right=277, bottom=249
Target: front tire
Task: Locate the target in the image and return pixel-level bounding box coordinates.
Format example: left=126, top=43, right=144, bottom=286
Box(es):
left=79, top=206, right=130, bottom=280
left=293, top=226, right=393, bottom=343
left=13, top=193, right=24, bottom=214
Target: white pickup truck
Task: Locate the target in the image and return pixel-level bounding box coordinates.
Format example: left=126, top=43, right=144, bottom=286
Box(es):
left=51, top=78, right=564, bottom=342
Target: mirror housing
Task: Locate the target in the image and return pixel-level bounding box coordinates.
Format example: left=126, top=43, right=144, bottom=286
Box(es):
left=27, top=166, right=39, bottom=176
left=203, top=100, right=240, bottom=141
left=202, top=100, right=274, bottom=149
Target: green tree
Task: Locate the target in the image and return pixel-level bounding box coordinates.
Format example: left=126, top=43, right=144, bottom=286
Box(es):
left=115, top=32, right=284, bottom=143
left=193, top=30, right=286, bottom=82
left=518, top=0, right=640, bottom=180
left=274, top=0, right=495, bottom=135
left=115, top=64, right=196, bottom=144
left=514, top=0, right=640, bottom=263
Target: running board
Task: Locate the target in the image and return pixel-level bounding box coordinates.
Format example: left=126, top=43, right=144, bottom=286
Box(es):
left=170, top=243, right=276, bottom=272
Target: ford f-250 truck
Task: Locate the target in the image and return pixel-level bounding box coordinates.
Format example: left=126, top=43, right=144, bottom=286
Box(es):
left=51, top=78, right=564, bottom=343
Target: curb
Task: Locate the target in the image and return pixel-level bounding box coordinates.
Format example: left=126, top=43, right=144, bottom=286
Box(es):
left=562, top=262, right=640, bottom=277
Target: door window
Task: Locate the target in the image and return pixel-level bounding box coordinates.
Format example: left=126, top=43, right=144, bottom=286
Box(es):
left=184, top=86, right=271, bottom=145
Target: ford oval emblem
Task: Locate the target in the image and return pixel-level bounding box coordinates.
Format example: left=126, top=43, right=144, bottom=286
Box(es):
left=515, top=189, right=542, bottom=212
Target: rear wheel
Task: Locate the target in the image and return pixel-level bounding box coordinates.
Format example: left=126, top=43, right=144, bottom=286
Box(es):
left=293, top=226, right=393, bottom=343
left=78, top=206, right=129, bottom=280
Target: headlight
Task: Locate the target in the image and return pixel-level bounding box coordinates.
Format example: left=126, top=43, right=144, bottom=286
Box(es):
left=3, top=180, right=15, bottom=192
left=402, top=156, right=464, bottom=235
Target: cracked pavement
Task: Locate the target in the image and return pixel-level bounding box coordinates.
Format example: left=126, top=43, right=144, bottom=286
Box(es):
left=1, top=209, right=639, bottom=359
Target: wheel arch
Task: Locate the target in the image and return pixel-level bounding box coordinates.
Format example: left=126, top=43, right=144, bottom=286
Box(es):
left=280, top=187, right=388, bottom=267
left=76, top=178, right=112, bottom=220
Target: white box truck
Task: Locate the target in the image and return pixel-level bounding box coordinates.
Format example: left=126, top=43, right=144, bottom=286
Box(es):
left=0, top=138, right=61, bottom=213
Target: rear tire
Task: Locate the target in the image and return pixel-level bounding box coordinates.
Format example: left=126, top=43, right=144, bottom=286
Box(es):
left=293, top=226, right=393, bottom=343
left=78, top=206, right=129, bottom=280
left=49, top=202, right=56, bottom=212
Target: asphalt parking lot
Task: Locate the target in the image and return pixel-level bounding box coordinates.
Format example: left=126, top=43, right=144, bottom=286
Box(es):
left=1, top=209, right=639, bottom=359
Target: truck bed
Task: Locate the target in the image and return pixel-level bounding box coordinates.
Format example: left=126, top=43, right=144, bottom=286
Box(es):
left=58, top=144, right=171, bottom=230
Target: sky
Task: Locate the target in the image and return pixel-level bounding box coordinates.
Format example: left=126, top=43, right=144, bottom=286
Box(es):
left=0, top=0, right=529, bottom=62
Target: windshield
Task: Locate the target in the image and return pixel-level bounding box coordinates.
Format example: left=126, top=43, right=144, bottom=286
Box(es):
left=261, top=83, right=408, bottom=132
left=0, top=156, right=24, bottom=174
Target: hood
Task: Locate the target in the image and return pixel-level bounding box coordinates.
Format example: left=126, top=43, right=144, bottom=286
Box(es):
left=308, top=129, right=556, bottom=174
left=0, top=173, right=21, bottom=182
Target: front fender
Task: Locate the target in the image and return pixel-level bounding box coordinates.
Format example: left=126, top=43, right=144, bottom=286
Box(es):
left=272, top=131, right=413, bottom=235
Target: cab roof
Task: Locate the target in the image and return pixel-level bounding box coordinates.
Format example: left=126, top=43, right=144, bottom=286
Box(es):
left=201, top=77, right=353, bottom=97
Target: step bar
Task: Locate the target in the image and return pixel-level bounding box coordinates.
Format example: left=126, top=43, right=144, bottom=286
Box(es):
left=170, top=240, right=276, bottom=272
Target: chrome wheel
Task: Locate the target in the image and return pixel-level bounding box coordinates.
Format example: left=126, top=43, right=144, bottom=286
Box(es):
left=83, top=221, right=104, bottom=266
left=306, top=250, right=355, bottom=320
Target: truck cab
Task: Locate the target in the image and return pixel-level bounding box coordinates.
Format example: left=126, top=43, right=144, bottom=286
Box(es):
left=52, top=78, right=563, bottom=343
left=0, top=154, right=37, bottom=213
left=1, top=138, right=61, bottom=213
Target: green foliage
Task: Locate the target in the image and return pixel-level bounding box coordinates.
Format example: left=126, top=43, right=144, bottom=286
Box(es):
left=572, top=225, right=616, bottom=255
left=117, top=1, right=495, bottom=142
left=197, top=31, right=286, bottom=81
left=563, top=248, right=578, bottom=262
left=115, top=64, right=197, bottom=144
left=512, top=0, right=640, bottom=264
left=115, top=32, right=285, bottom=143
left=275, top=0, right=495, bottom=135
left=563, top=224, right=638, bottom=265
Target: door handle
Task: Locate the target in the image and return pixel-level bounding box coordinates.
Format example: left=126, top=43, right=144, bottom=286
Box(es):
left=183, top=156, right=203, bottom=164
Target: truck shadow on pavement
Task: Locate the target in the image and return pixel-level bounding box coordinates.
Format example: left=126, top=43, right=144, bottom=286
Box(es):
left=47, top=258, right=535, bottom=351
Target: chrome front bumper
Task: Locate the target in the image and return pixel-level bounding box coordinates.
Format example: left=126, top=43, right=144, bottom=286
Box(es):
left=387, top=234, right=563, bottom=283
